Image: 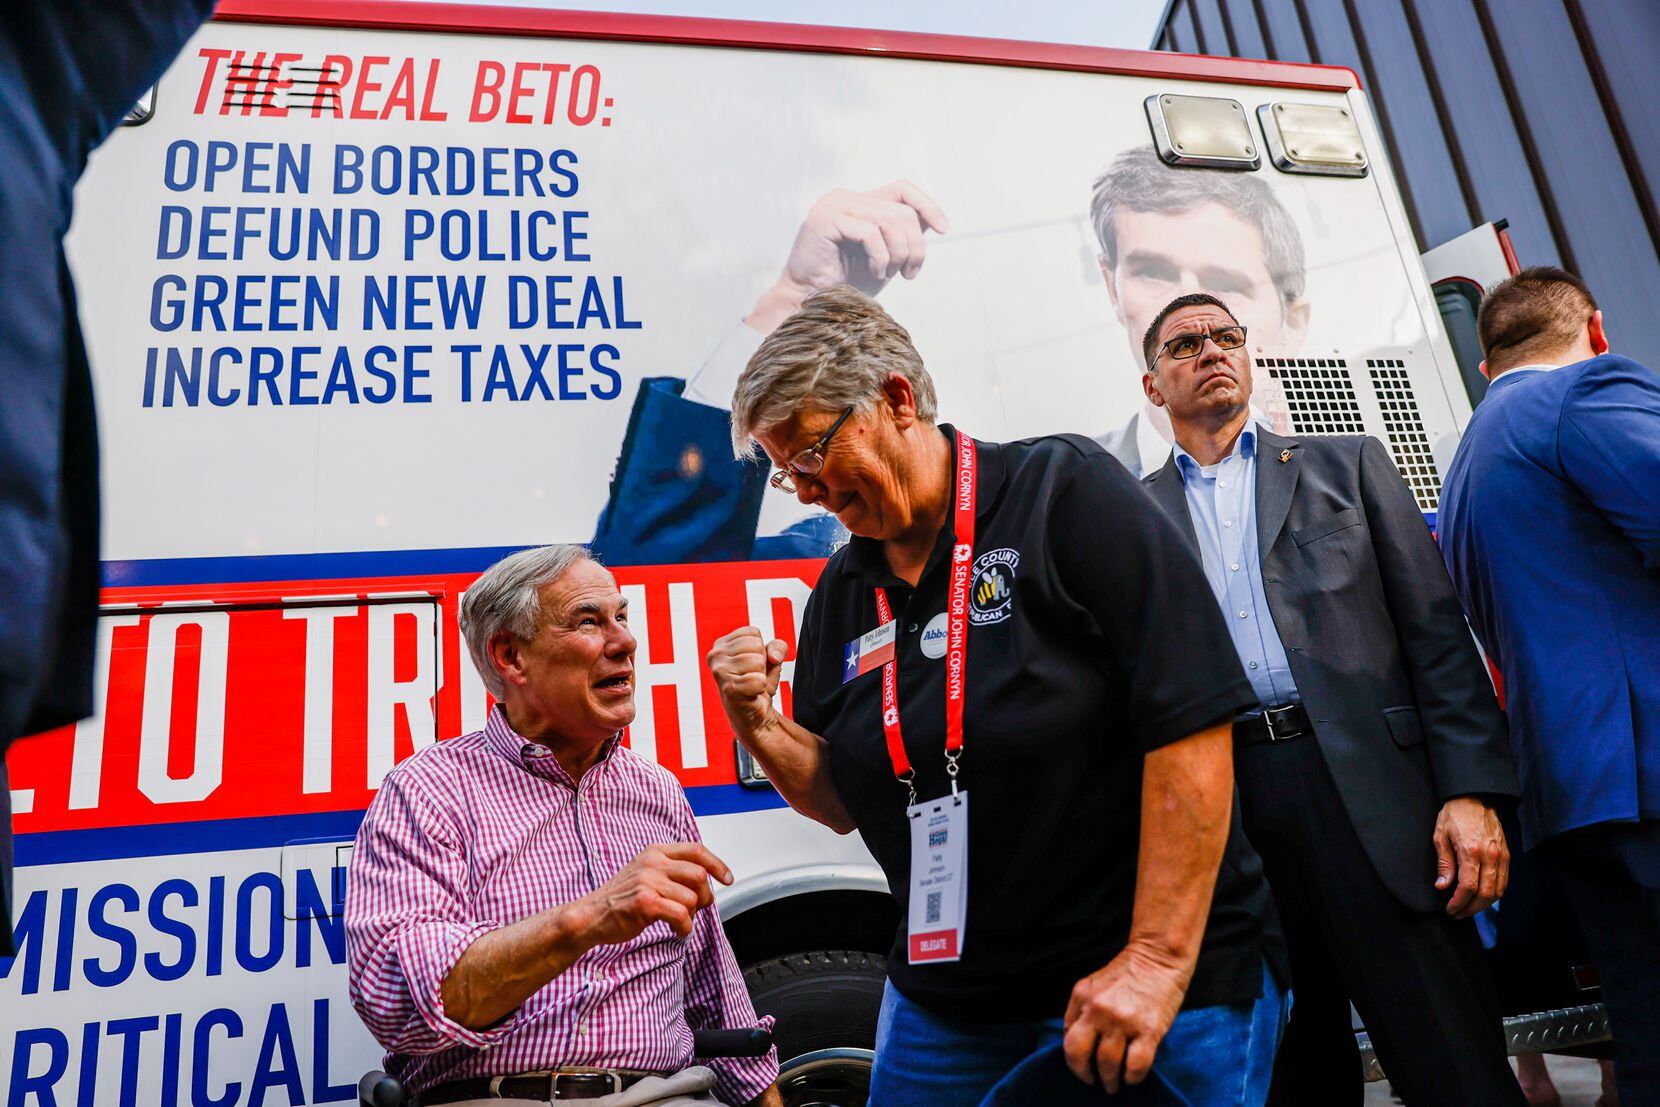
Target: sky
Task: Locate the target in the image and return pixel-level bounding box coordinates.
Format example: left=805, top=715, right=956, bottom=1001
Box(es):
left=412, top=0, right=1172, bottom=51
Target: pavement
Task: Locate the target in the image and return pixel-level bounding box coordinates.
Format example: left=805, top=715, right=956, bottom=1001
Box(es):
left=1362, top=1056, right=1608, bottom=1106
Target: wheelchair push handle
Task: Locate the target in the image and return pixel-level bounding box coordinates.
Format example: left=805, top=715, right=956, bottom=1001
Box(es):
left=692, top=1027, right=774, bottom=1058
left=358, top=1071, right=409, bottom=1107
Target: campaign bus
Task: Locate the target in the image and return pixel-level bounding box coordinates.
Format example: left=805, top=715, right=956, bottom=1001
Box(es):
left=2, top=4, right=1589, bottom=1104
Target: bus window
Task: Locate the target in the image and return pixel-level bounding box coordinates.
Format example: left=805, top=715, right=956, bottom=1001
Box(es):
left=1435, top=277, right=1489, bottom=407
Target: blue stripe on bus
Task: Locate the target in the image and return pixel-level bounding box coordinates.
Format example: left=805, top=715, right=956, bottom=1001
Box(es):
left=102, top=545, right=536, bottom=589
left=13, top=784, right=789, bottom=867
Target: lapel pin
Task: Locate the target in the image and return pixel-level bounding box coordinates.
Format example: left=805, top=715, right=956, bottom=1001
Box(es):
left=1279, top=449, right=1293, bottom=463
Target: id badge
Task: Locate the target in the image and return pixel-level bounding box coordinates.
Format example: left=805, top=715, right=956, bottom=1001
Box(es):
left=906, top=791, right=968, bottom=963
left=842, top=620, right=898, bottom=684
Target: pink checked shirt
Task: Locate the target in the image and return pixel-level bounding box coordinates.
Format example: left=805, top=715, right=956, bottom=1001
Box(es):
left=345, top=707, right=778, bottom=1102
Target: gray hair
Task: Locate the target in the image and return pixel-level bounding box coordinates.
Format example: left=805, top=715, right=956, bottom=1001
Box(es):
left=730, top=284, right=939, bottom=457
left=460, top=544, right=593, bottom=699
left=1089, top=145, right=1307, bottom=307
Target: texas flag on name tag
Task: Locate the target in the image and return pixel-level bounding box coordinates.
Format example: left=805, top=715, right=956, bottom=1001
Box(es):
left=842, top=620, right=898, bottom=684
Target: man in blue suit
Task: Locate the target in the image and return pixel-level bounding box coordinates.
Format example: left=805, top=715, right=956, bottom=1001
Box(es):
left=0, top=0, right=215, bottom=955
left=1439, top=266, right=1660, bottom=1102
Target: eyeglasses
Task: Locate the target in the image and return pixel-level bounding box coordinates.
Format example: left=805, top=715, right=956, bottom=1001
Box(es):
left=1158, top=324, right=1249, bottom=362
left=769, top=405, right=855, bottom=494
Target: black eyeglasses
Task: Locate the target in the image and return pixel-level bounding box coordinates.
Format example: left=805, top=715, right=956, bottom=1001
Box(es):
left=769, top=406, right=855, bottom=494
left=1158, top=324, right=1249, bottom=362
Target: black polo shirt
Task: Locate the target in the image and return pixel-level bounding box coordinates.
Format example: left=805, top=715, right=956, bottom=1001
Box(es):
left=792, top=427, right=1285, bottom=1022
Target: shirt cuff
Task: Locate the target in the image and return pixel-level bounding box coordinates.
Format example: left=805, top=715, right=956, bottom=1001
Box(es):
left=682, top=321, right=767, bottom=411
left=707, top=1014, right=779, bottom=1106
left=399, top=920, right=519, bottom=1050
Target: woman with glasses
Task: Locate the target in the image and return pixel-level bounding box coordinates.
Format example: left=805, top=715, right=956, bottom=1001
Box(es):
left=705, top=284, right=1288, bottom=1106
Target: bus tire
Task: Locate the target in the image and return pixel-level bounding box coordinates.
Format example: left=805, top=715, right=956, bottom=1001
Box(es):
left=744, top=949, right=885, bottom=1107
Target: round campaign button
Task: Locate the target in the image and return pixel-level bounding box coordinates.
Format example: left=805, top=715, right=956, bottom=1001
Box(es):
left=920, top=612, right=949, bottom=659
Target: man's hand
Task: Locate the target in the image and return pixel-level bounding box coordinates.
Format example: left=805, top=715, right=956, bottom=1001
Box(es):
left=580, top=843, right=733, bottom=945
left=1062, top=942, right=1190, bottom=1093
left=1433, top=795, right=1510, bottom=918
left=745, top=181, right=949, bottom=333
left=441, top=842, right=732, bottom=1030
left=708, top=627, right=787, bottom=742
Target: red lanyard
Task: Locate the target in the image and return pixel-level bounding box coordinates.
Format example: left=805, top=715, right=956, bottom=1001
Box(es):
left=873, top=432, right=977, bottom=801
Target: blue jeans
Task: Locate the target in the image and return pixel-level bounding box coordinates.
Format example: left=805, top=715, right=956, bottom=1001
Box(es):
left=868, top=963, right=1288, bottom=1107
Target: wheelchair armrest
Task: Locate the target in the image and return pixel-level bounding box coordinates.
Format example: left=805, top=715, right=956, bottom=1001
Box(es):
left=358, top=1071, right=409, bottom=1107
left=692, top=1028, right=774, bottom=1058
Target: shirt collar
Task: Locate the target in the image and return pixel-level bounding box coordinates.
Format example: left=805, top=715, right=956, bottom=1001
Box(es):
left=483, top=703, right=621, bottom=781
left=1485, top=363, right=1559, bottom=394
left=1174, top=421, right=1255, bottom=482
left=838, top=424, right=1003, bottom=582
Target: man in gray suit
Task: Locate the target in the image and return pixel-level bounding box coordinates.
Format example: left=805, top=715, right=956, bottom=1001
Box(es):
left=1139, top=292, right=1524, bottom=1105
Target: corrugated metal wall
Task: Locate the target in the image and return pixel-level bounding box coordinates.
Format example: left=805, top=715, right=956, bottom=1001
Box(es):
left=1154, top=0, right=1660, bottom=367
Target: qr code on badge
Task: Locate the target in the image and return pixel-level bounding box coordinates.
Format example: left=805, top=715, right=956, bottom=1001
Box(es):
left=925, top=891, right=942, bottom=925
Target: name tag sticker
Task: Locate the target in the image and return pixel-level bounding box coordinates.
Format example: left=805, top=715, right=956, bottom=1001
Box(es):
left=842, top=619, right=898, bottom=684
left=907, top=791, right=968, bottom=964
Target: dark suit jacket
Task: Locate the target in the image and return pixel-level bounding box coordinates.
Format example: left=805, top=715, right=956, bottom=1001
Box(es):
left=1144, top=428, right=1519, bottom=912
left=0, top=0, right=214, bottom=954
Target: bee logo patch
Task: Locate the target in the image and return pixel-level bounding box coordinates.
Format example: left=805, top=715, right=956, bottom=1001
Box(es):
left=969, top=548, right=1019, bottom=625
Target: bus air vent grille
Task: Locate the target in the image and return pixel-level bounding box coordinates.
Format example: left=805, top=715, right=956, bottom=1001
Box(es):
left=1367, top=358, right=1442, bottom=512
left=1260, top=357, right=1366, bottom=436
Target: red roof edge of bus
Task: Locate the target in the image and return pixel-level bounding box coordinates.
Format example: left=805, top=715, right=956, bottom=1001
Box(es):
left=210, top=0, right=1361, bottom=93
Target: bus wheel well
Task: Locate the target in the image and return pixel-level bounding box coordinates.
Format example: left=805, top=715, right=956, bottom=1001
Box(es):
left=724, top=889, right=896, bottom=967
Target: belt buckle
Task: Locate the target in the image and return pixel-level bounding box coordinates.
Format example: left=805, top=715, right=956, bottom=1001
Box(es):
left=1263, top=704, right=1296, bottom=742
left=550, top=1070, right=622, bottom=1099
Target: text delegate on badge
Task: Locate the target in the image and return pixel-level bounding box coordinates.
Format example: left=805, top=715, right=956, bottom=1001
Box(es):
left=143, top=53, right=641, bottom=409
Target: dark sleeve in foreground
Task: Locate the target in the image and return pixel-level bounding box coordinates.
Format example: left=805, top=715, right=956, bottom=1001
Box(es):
left=1356, top=436, right=1519, bottom=801
left=0, top=0, right=216, bottom=958
left=1049, top=450, right=1256, bottom=752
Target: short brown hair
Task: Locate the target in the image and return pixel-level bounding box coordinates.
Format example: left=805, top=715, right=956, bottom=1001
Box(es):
left=730, top=285, right=938, bottom=457
left=1477, top=266, right=1598, bottom=373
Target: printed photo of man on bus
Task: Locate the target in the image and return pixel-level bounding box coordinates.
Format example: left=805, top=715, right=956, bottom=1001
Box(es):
left=1087, top=146, right=1309, bottom=477
left=590, top=146, right=1317, bottom=564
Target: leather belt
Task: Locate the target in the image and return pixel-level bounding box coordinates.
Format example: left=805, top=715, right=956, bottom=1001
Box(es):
left=414, top=1069, right=658, bottom=1104
left=1233, top=703, right=1314, bottom=747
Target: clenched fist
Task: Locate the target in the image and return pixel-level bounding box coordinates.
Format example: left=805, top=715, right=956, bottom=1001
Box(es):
left=580, top=843, right=733, bottom=945
left=707, top=626, right=787, bottom=742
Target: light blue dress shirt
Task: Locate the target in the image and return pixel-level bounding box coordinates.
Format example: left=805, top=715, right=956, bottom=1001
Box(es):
left=1173, top=423, right=1300, bottom=708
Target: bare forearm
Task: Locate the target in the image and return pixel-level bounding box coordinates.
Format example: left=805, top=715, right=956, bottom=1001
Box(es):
left=743, top=280, right=809, bottom=336
left=1128, top=723, right=1235, bottom=978
left=745, top=1085, right=785, bottom=1107
left=741, top=713, right=856, bottom=833
left=440, top=900, right=598, bottom=1029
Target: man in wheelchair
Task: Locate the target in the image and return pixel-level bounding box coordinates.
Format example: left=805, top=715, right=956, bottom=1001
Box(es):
left=345, top=545, right=782, bottom=1106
